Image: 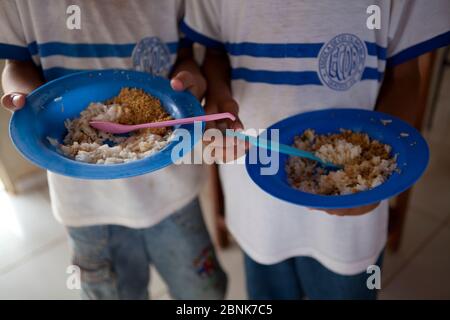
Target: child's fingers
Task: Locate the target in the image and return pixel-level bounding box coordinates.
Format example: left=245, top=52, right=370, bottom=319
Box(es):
left=1, top=93, right=26, bottom=111
left=204, top=119, right=217, bottom=131
left=170, top=71, right=205, bottom=100
left=220, top=101, right=243, bottom=131
left=202, top=98, right=246, bottom=162
left=205, top=99, right=241, bottom=130
left=170, top=76, right=186, bottom=92
left=219, top=100, right=239, bottom=118
left=216, top=101, right=242, bottom=130
left=13, top=94, right=26, bottom=108
left=219, top=138, right=248, bottom=163
left=231, top=117, right=244, bottom=131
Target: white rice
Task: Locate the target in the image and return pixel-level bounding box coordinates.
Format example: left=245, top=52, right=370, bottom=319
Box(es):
left=286, top=129, right=397, bottom=195
left=48, top=102, right=172, bottom=164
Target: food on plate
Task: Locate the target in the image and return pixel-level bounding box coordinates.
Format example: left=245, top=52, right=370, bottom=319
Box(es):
left=286, top=129, right=397, bottom=195
left=49, top=88, right=173, bottom=164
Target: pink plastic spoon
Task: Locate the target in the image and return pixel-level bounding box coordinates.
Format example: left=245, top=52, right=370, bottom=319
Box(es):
left=89, top=112, right=236, bottom=134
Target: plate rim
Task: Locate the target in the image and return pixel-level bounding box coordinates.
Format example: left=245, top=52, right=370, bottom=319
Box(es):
left=9, top=69, right=205, bottom=179
left=245, top=108, right=430, bottom=209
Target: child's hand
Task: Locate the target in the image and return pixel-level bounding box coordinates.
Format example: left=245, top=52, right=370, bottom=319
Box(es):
left=170, top=70, right=207, bottom=101
left=206, top=97, right=244, bottom=132
left=204, top=97, right=248, bottom=163
left=1, top=92, right=26, bottom=111
left=316, top=202, right=380, bottom=216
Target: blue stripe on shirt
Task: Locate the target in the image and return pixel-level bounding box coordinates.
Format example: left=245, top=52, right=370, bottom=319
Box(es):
left=44, top=66, right=383, bottom=85
left=27, top=42, right=39, bottom=55
left=166, top=42, right=179, bottom=53
left=181, top=20, right=387, bottom=60
left=387, top=30, right=450, bottom=67
left=365, top=42, right=387, bottom=60
left=26, top=41, right=179, bottom=58
left=361, top=67, right=384, bottom=81
left=231, top=67, right=383, bottom=86
left=180, top=20, right=225, bottom=49
left=0, top=43, right=32, bottom=60
left=226, top=40, right=386, bottom=60
left=231, top=68, right=322, bottom=86
left=225, top=42, right=323, bottom=58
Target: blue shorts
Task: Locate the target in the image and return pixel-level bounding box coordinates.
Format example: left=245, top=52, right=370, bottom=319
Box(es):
left=245, top=252, right=384, bottom=300
left=67, top=198, right=227, bottom=300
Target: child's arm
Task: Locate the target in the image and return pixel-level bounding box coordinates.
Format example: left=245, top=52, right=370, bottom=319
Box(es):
left=209, top=163, right=230, bottom=248
left=170, top=47, right=207, bottom=101
left=324, top=57, right=421, bottom=217
left=376, top=58, right=421, bottom=127
left=1, top=60, right=44, bottom=111
left=202, top=48, right=243, bottom=130
left=202, top=48, right=248, bottom=162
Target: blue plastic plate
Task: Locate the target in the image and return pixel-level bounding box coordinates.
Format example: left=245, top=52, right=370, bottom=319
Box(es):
left=9, top=69, right=205, bottom=179
left=245, top=108, right=429, bottom=209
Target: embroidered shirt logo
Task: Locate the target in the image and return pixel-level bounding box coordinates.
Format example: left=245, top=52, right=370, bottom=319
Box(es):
left=318, top=34, right=366, bottom=91
left=132, top=37, right=172, bottom=77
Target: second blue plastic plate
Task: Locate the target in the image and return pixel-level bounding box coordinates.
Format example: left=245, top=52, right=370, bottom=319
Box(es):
left=245, top=108, right=429, bottom=209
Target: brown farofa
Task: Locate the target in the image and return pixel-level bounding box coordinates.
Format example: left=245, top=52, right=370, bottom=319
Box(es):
left=107, top=87, right=172, bottom=136
left=55, top=87, right=174, bottom=164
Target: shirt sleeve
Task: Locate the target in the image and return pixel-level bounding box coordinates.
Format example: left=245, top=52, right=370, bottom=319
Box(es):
left=180, top=0, right=224, bottom=49
left=176, top=0, right=193, bottom=49
left=0, top=0, right=32, bottom=60
left=386, top=0, right=450, bottom=67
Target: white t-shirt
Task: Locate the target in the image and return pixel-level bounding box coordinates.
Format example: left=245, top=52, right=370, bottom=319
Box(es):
left=0, top=0, right=206, bottom=228
left=183, top=0, right=450, bottom=274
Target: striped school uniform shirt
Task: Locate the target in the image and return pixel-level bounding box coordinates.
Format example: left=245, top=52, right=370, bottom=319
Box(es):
left=0, top=0, right=206, bottom=229
left=183, top=0, right=450, bottom=274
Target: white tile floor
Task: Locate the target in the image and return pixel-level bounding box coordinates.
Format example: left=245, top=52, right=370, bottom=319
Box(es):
left=0, top=68, right=449, bottom=300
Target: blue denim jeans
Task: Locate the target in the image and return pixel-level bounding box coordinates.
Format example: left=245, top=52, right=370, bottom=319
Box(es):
left=245, top=252, right=384, bottom=300
left=67, top=198, right=227, bottom=300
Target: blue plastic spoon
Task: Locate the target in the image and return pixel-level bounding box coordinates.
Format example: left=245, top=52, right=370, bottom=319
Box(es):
left=227, top=130, right=342, bottom=170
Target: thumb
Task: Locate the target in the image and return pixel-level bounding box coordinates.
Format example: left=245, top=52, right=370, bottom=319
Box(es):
left=170, top=71, right=206, bottom=101
left=231, top=116, right=244, bottom=131
left=1, top=93, right=26, bottom=111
